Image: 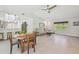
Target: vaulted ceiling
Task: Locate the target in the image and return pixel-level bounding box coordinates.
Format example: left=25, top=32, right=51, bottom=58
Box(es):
left=0, top=5, right=79, bottom=20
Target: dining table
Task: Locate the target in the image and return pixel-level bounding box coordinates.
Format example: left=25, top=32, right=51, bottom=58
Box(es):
left=15, top=32, right=36, bottom=53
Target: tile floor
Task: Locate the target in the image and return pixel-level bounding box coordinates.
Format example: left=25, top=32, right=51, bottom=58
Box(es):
left=0, top=34, right=79, bottom=54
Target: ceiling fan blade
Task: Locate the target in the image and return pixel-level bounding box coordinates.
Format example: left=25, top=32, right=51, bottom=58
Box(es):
left=41, top=8, right=47, bottom=10
left=48, top=5, right=56, bottom=10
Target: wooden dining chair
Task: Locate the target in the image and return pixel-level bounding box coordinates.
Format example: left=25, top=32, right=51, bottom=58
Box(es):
left=27, top=33, right=36, bottom=53
left=33, top=32, right=37, bottom=44
left=7, top=32, right=19, bottom=54
left=19, top=33, right=36, bottom=54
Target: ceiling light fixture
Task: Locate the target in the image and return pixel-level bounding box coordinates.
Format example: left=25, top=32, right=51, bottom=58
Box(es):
left=41, top=5, right=57, bottom=13
left=21, top=13, right=24, bottom=15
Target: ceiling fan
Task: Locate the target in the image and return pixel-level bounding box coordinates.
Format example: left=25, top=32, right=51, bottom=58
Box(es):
left=41, top=5, right=57, bottom=13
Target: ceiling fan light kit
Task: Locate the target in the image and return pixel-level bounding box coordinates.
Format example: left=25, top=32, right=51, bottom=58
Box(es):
left=47, top=10, right=50, bottom=13
left=41, top=5, right=57, bottom=13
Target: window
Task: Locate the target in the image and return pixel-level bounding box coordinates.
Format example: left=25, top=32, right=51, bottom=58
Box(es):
left=54, top=21, right=68, bottom=30
left=5, top=14, right=16, bottom=22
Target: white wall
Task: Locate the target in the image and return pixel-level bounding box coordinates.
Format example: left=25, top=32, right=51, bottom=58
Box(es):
left=50, top=5, right=79, bottom=20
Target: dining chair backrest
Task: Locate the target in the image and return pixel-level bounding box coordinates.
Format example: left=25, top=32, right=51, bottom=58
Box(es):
left=7, top=32, right=20, bottom=54
left=27, top=32, right=36, bottom=45
left=27, top=33, right=35, bottom=40
left=7, top=32, right=13, bottom=45
left=33, top=32, right=37, bottom=44
left=19, top=32, right=36, bottom=53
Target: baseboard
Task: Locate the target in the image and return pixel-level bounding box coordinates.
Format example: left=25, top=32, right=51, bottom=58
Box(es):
left=37, top=32, right=55, bottom=36
left=0, top=39, right=6, bottom=41
left=55, top=33, right=79, bottom=38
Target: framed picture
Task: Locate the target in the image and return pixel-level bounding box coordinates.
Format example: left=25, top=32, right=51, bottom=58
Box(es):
left=39, top=23, right=45, bottom=28
left=0, top=33, right=4, bottom=40
left=73, top=21, right=79, bottom=26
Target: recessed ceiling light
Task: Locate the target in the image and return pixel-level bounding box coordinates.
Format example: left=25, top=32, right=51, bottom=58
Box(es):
left=14, top=15, right=16, bottom=17
left=21, top=13, right=24, bottom=15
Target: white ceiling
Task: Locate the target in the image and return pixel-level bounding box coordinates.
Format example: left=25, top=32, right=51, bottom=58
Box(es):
left=0, top=5, right=79, bottom=20
left=0, top=5, right=42, bottom=14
